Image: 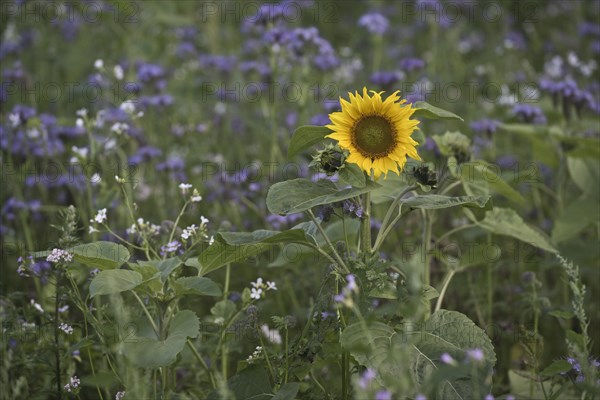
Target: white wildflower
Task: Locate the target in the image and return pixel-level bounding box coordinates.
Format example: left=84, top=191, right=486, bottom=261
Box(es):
left=261, top=324, right=282, bottom=345
left=114, top=65, right=124, bottom=80
left=94, top=59, right=104, bottom=69
left=46, top=249, right=73, bottom=263
left=179, top=183, right=193, bottom=194
left=93, top=208, right=107, bottom=224
left=59, top=323, right=74, bottom=335
left=30, top=299, right=44, bottom=313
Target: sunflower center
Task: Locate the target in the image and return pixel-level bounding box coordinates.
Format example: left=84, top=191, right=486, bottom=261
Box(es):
left=352, top=115, right=396, bottom=158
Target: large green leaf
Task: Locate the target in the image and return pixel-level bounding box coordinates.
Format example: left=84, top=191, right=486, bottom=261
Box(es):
left=552, top=195, right=599, bottom=243
left=273, top=383, right=300, bottom=400
left=89, top=269, right=143, bottom=298
left=338, top=163, right=367, bottom=188
left=207, top=365, right=272, bottom=400
left=137, top=257, right=182, bottom=282
left=408, top=310, right=496, bottom=399
left=195, top=229, right=314, bottom=276
left=122, top=310, right=199, bottom=368
left=340, top=321, right=409, bottom=384
left=567, top=156, right=599, bottom=199
left=472, top=208, right=557, bottom=253
left=30, top=242, right=131, bottom=269
left=401, top=194, right=491, bottom=210
left=413, top=101, right=464, bottom=121
left=173, top=276, right=221, bottom=297
left=460, top=161, right=526, bottom=205
left=287, top=125, right=332, bottom=158
left=267, top=178, right=380, bottom=215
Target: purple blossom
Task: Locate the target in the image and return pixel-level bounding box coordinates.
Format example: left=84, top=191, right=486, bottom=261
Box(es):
left=470, top=119, right=501, bottom=135
left=370, top=71, right=402, bottom=87
left=466, top=348, right=484, bottom=362
left=358, top=12, right=390, bottom=35
left=358, top=368, right=376, bottom=389
left=512, top=104, right=547, bottom=125
left=399, top=58, right=426, bottom=72
left=375, top=390, right=392, bottom=400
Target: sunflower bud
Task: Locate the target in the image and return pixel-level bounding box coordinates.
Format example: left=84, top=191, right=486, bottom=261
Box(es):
left=413, top=164, right=438, bottom=188
left=311, top=144, right=346, bottom=176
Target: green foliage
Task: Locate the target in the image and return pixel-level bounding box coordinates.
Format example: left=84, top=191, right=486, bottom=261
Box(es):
left=89, top=269, right=143, bottom=298
left=413, top=101, right=465, bottom=121
left=122, top=310, right=200, bottom=368
left=266, top=178, right=380, bottom=215
left=288, top=126, right=333, bottom=158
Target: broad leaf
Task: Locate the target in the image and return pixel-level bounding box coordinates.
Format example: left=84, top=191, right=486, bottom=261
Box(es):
left=267, top=178, right=380, bottom=215
left=208, top=365, right=272, bottom=400
left=174, top=276, right=221, bottom=297
left=288, top=125, right=332, bottom=158
left=413, top=101, right=464, bottom=121
left=90, top=269, right=143, bottom=298
left=401, top=194, right=491, bottom=210
left=338, top=163, right=366, bottom=188
left=32, top=242, right=130, bottom=269
left=472, top=208, right=557, bottom=253
left=408, top=310, right=496, bottom=399
left=273, top=383, right=300, bottom=400
left=552, top=195, right=599, bottom=243
left=195, top=229, right=314, bottom=275
left=459, top=161, right=526, bottom=205
left=123, top=310, right=199, bottom=368
left=138, top=257, right=182, bottom=282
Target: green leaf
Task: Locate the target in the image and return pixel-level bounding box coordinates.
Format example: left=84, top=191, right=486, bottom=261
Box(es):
left=401, top=194, right=491, bottom=210
left=552, top=195, right=599, bottom=243
left=34, top=242, right=130, bottom=269
left=340, top=321, right=409, bottom=384
left=138, top=257, right=182, bottom=282
left=408, top=310, right=496, bottom=399
left=273, top=383, right=300, bottom=400
left=89, top=270, right=143, bottom=298
left=122, top=310, right=199, bottom=368
left=267, top=178, right=380, bottom=215
left=547, top=310, right=574, bottom=319
left=567, top=156, right=599, bottom=199
left=413, top=101, right=464, bottom=121
left=288, top=125, right=332, bottom=158
left=472, top=208, right=557, bottom=254
left=540, top=360, right=572, bottom=376
left=174, top=277, right=221, bottom=297
left=460, top=161, right=526, bottom=206
left=211, top=300, right=236, bottom=322
left=338, top=163, right=366, bottom=188
left=208, top=365, right=272, bottom=400
left=196, top=229, right=314, bottom=276
left=129, top=263, right=163, bottom=293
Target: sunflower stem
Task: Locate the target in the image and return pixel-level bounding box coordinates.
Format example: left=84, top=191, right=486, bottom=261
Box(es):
left=361, top=191, right=372, bottom=255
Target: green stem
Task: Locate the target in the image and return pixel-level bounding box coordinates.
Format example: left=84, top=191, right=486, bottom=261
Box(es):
left=307, top=210, right=350, bottom=273
left=434, top=269, right=457, bottom=312
left=361, top=192, right=372, bottom=255
left=422, top=210, right=433, bottom=318
left=187, top=340, right=216, bottom=388
left=131, top=291, right=159, bottom=337
left=377, top=185, right=417, bottom=242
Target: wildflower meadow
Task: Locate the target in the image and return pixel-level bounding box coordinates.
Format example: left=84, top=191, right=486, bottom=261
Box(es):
left=1, top=1, right=599, bottom=399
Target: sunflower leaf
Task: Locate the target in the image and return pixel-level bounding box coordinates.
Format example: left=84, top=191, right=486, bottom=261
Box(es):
left=288, top=125, right=333, bottom=158
left=413, top=102, right=464, bottom=121
left=267, top=178, right=380, bottom=215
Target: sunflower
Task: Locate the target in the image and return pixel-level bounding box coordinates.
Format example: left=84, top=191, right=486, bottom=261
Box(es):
left=326, top=87, right=421, bottom=179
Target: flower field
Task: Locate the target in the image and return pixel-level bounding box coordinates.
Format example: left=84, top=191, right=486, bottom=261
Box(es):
left=1, top=1, right=599, bottom=399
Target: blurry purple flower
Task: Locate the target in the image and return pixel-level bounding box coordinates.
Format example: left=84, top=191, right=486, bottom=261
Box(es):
left=358, top=12, right=389, bottom=35
left=358, top=368, right=376, bottom=389
left=470, top=119, right=501, bottom=135
left=375, top=390, right=392, bottom=400
left=310, top=114, right=330, bottom=126
left=399, top=58, right=426, bottom=72
left=512, top=103, right=546, bottom=124
left=466, top=348, right=484, bottom=362
left=370, top=71, right=402, bottom=87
